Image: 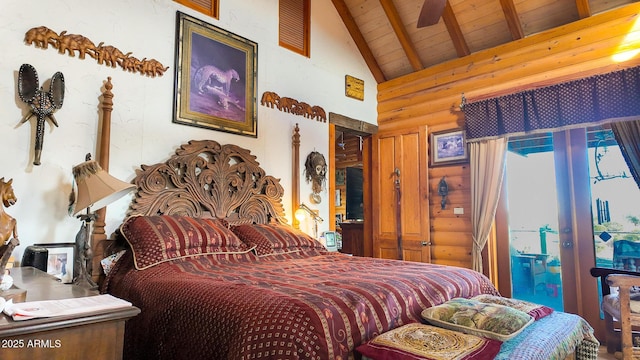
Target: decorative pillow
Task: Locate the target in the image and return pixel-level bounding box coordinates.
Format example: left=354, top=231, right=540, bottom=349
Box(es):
left=231, top=223, right=326, bottom=256
left=120, top=215, right=253, bottom=270
left=100, top=250, right=126, bottom=276
left=356, top=323, right=502, bottom=360
left=421, top=298, right=534, bottom=341
left=471, top=294, right=554, bottom=320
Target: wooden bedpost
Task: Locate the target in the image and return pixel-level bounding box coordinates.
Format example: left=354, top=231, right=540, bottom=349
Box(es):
left=91, top=77, right=114, bottom=284
left=292, top=124, right=300, bottom=228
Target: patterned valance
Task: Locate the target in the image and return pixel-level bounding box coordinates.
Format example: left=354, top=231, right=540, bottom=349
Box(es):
left=463, top=66, right=640, bottom=142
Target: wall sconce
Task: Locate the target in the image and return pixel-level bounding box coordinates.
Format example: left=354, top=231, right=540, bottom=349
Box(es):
left=295, top=203, right=323, bottom=239
left=438, top=176, right=448, bottom=210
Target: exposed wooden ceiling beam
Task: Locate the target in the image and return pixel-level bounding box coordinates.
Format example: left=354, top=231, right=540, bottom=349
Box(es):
left=442, top=1, right=469, bottom=57
left=499, top=0, right=524, bottom=40
left=379, top=0, right=424, bottom=72
left=575, top=0, right=592, bottom=19
left=331, top=0, right=387, bottom=83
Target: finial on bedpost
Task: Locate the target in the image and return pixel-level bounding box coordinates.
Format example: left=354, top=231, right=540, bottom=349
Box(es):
left=92, top=77, right=115, bottom=285
left=292, top=124, right=300, bottom=229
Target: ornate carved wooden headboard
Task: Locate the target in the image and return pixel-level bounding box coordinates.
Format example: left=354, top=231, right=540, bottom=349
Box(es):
left=94, top=80, right=295, bottom=284
left=127, top=140, right=288, bottom=225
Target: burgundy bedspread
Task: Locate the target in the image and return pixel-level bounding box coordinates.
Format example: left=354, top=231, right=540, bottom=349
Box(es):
left=104, top=252, right=498, bottom=360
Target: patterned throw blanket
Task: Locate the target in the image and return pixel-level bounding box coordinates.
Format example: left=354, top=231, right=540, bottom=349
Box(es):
left=104, top=251, right=498, bottom=360
left=494, top=311, right=599, bottom=360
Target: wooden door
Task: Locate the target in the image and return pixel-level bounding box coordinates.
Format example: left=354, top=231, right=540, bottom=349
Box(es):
left=372, top=126, right=430, bottom=262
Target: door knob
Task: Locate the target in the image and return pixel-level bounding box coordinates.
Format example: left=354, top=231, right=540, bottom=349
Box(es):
left=421, top=241, right=431, bottom=246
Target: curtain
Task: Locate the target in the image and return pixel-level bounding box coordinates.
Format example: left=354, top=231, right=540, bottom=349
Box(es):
left=611, top=120, right=640, bottom=189
left=464, top=66, right=640, bottom=141
left=470, top=138, right=507, bottom=272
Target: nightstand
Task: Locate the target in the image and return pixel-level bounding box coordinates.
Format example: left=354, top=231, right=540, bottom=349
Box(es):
left=0, top=267, right=140, bottom=360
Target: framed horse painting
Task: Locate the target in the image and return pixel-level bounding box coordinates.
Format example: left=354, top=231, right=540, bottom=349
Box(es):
left=173, top=11, right=258, bottom=137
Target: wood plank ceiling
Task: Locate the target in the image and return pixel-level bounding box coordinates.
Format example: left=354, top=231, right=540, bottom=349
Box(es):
left=331, top=0, right=636, bottom=83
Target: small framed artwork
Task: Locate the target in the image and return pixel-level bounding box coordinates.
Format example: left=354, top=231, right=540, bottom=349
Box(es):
left=430, top=129, right=468, bottom=166
left=335, top=213, right=343, bottom=226
left=173, top=11, right=258, bottom=137
left=335, top=189, right=341, bottom=206
left=36, top=243, right=74, bottom=283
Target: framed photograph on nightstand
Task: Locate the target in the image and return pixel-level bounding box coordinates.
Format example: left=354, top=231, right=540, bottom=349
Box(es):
left=36, top=243, right=74, bottom=283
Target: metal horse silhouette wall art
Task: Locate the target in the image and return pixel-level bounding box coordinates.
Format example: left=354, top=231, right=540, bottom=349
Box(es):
left=17, top=64, right=65, bottom=166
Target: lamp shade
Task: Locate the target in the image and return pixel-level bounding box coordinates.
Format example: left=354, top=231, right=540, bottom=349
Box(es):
left=72, top=160, right=135, bottom=216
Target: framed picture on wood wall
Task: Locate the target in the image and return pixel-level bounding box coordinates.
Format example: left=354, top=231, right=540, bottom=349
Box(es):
left=173, top=11, right=258, bottom=137
left=430, top=129, right=468, bottom=166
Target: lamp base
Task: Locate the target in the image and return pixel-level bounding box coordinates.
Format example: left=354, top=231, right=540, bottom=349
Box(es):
left=73, top=273, right=98, bottom=290
left=73, top=213, right=98, bottom=291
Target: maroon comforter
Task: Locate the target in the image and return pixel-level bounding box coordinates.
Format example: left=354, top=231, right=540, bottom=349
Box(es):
left=104, top=251, right=498, bottom=360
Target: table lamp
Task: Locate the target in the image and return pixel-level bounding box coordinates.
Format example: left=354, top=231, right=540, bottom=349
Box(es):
left=70, top=156, right=135, bottom=289
left=294, top=203, right=323, bottom=239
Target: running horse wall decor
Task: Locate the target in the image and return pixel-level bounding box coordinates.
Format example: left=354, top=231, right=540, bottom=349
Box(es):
left=17, top=63, right=65, bottom=165
left=0, top=178, right=19, bottom=278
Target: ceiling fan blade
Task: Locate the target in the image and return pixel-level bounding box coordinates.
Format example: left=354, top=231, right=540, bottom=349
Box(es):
left=417, top=0, right=446, bottom=27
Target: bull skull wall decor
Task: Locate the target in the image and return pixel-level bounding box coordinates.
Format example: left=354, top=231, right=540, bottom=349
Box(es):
left=304, top=151, right=327, bottom=204
left=17, top=64, right=65, bottom=166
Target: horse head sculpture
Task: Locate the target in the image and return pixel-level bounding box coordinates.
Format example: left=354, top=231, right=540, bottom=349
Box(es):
left=0, top=178, right=19, bottom=280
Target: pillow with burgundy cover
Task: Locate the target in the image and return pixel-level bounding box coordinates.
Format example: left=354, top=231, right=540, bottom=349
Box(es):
left=120, top=215, right=253, bottom=270
left=231, top=222, right=326, bottom=256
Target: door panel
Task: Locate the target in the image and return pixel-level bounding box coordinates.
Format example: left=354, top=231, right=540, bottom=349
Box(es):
left=373, top=133, right=400, bottom=258
left=498, top=128, right=602, bottom=338
left=376, top=136, right=397, bottom=237
left=553, top=129, right=600, bottom=322
left=373, top=126, right=430, bottom=262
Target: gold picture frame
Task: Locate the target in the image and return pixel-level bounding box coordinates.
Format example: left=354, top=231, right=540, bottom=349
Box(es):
left=173, top=11, right=258, bottom=137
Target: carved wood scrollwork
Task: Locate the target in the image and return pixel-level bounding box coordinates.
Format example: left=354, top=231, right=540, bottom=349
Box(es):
left=260, top=91, right=326, bottom=122
left=128, top=140, right=287, bottom=225
left=24, top=26, right=168, bottom=78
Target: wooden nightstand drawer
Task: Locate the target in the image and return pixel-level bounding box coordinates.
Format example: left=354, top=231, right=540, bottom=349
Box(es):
left=0, top=267, right=139, bottom=360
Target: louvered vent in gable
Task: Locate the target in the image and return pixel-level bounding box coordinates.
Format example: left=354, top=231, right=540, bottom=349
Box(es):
left=279, top=0, right=310, bottom=57
left=174, top=0, right=219, bottom=19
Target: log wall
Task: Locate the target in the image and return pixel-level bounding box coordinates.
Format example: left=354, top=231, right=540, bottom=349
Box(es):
left=376, top=3, right=640, bottom=269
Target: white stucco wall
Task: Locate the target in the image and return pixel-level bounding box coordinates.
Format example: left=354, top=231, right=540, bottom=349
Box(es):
left=0, top=0, right=377, bottom=262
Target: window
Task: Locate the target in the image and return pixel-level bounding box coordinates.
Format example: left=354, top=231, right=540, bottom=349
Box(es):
left=174, top=0, right=219, bottom=19
left=279, top=0, right=310, bottom=57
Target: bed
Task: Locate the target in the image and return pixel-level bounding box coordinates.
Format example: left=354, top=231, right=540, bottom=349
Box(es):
left=91, top=78, right=596, bottom=359
left=100, top=139, right=499, bottom=359
left=98, top=137, right=599, bottom=360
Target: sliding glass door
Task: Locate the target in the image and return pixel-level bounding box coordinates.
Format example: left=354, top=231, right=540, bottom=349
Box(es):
left=498, top=124, right=639, bottom=336
left=504, top=137, right=563, bottom=310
